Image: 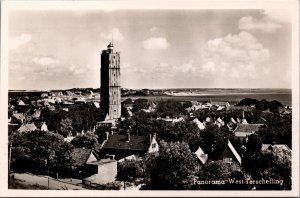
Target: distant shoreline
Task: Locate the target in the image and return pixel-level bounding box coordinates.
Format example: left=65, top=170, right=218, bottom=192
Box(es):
left=8, top=88, right=292, bottom=92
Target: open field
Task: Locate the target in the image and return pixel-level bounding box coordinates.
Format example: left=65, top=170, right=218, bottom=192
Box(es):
left=122, top=93, right=292, bottom=106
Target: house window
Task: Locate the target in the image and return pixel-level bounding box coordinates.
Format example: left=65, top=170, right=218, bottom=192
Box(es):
left=152, top=143, right=156, bottom=149
left=223, top=158, right=232, bottom=163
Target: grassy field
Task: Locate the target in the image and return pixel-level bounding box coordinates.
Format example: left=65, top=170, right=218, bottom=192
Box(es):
left=122, top=93, right=292, bottom=106
left=8, top=178, right=48, bottom=190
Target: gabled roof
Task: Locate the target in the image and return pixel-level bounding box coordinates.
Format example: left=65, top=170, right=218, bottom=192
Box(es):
left=227, top=140, right=242, bottom=164
left=12, top=113, right=25, bottom=120
left=272, top=144, right=291, bottom=151
left=118, top=154, right=137, bottom=163
left=70, top=148, right=96, bottom=167
left=31, top=101, right=38, bottom=107
left=93, top=102, right=100, bottom=108
left=35, top=122, right=46, bottom=129
left=230, top=117, right=237, bottom=124
left=64, top=136, right=75, bottom=143
left=17, top=123, right=37, bottom=133
left=192, top=118, right=205, bottom=130
left=102, top=134, right=151, bottom=152
left=261, top=144, right=271, bottom=151
left=261, top=144, right=291, bottom=152
left=234, top=124, right=264, bottom=133
left=255, top=117, right=267, bottom=124
left=216, top=117, right=225, bottom=125
left=194, top=146, right=208, bottom=164
left=17, top=99, right=26, bottom=106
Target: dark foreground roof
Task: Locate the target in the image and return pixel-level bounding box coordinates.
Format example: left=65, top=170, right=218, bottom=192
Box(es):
left=102, top=134, right=150, bottom=152
left=70, top=148, right=94, bottom=167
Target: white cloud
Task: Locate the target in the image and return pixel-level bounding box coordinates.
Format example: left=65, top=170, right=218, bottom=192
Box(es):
left=150, top=26, right=160, bottom=34
left=176, top=60, right=195, bottom=73
left=200, top=31, right=270, bottom=79
left=238, top=16, right=282, bottom=33
left=142, top=37, right=170, bottom=50
left=32, top=56, right=60, bottom=68
left=9, top=34, right=32, bottom=51
left=69, top=64, right=86, bottom=75
left=201, top=61, right=216, bottom=72
left=159, top=63, right=169, bottom=67
left=100, top=27, right=124, bottom=41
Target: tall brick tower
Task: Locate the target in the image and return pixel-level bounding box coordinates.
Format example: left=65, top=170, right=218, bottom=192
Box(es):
left=100, top=42, right=121, bottom=120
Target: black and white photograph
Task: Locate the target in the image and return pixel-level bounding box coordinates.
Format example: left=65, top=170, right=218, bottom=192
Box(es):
left=0, top=0, right=299, bottom=197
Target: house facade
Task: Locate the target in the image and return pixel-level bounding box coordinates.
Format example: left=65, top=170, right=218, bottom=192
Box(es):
left=83, top=159, right=117, bottom=185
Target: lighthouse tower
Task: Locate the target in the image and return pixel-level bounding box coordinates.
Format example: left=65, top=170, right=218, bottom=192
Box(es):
left=100, top=42, right=121, bottom=120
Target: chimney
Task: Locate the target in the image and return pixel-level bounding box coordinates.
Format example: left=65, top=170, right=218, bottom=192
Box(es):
left=153, top=133, right=157, bottom=140
left=127, top=133, right=130, bottom=142
left=105, top=132, right=109, bottom=140
left=149, top=134, right=152, bottom=143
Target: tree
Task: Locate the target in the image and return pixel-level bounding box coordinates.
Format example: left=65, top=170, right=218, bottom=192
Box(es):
left=132, top=98, right=149, bottom=113
left=144, top=141, right=198, bottom=190
left=259, top=148, right=291, bottom=190
left=121, top=105, right=130, bottom=117
left=236, top=98, right=258, bottom=106
left=255, top=99, right=268, bottom=111
left=267, top=100, right=282, bottom=112
left=155, top=100, right=186, bottom=118
left=182, top=101, right=193, bottom=109
left=70, top=132, right=99, bottom=149
left=166, top=121, right=202, bottom=152
left=94, top=124, right=112, bottom=143
left=199, top=125, right=233, bottom=159
left=57, top=117, right=74, bottom=137
left=246, top=133, right=263, bottom=154
left=196, top=160, right=241, bottom=190
left=117, top=160, right=145, bottom=189
left=9, top=130, right=75, bottom=177
left=122, top=98, right=133, bottom=105
left=42, top=103, right=104, bottom=137
left=257, top=112, right=291, bottom=148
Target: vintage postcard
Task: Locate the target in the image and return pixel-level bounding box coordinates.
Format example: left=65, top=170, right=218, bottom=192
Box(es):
left=0, top=0, right=299, bottom=197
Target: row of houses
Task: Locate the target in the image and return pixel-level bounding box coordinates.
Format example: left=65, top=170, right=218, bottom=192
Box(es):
left=8, top=122, right=48, bottom=134
left=194, top=139, right=291, bottom=166
left=65, top=132, right=159, bottom=185
left=73, top=126, right=291, bottom=185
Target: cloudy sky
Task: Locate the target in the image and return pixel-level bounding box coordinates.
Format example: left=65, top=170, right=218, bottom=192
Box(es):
left=7, top=9, right=292, bottom=90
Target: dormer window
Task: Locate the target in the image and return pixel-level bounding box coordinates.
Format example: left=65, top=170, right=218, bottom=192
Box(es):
left=152, top=143, right=156, bottom=149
